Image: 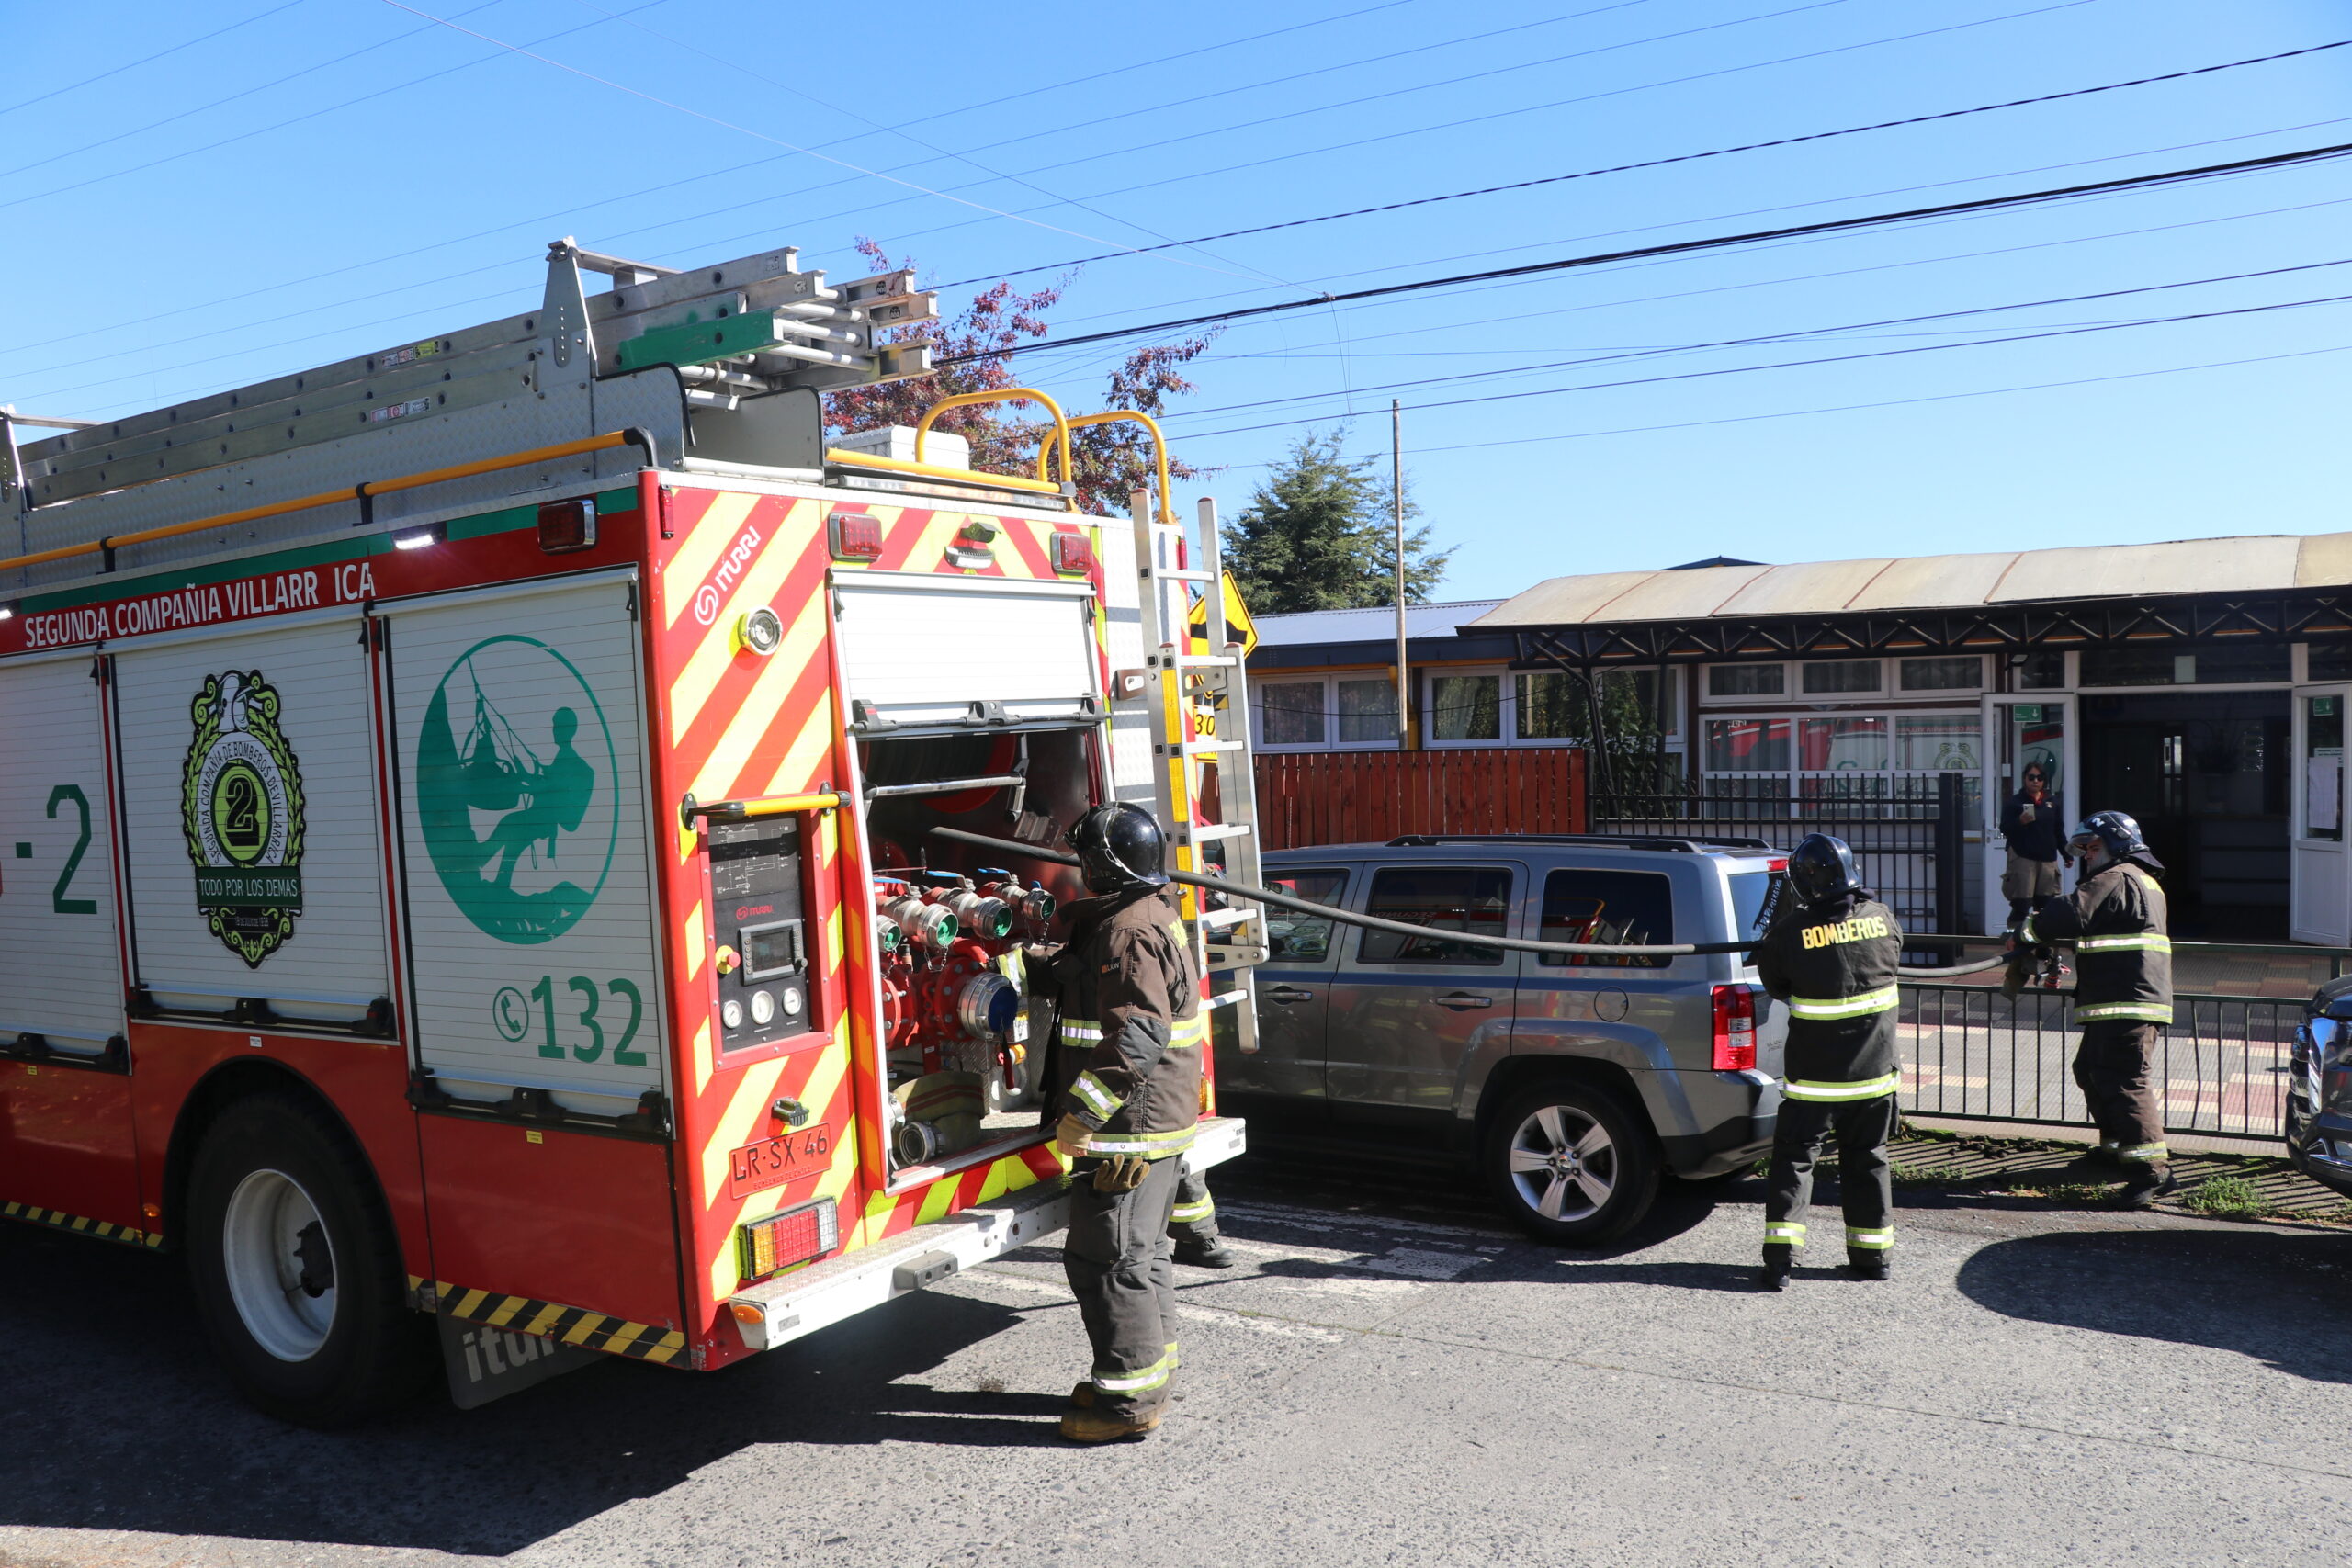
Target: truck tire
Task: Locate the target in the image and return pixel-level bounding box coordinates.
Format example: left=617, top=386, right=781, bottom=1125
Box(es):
left=185, top=1093, right=431, bottom=1426
left=1483, top=1081, right=1659, bottom=1245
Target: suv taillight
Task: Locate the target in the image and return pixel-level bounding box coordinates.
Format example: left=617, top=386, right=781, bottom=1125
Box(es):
left=1712, top=984, right=1758, bottom=1072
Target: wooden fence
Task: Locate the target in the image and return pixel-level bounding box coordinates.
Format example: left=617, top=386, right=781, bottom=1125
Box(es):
left=1250, top=748, right=1587, bottom=851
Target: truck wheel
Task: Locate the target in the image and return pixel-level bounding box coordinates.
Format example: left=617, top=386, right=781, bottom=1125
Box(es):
left=1484, top=1082, right=1659, bottom=1245
left=185, top=1093, right=430, bottom=1427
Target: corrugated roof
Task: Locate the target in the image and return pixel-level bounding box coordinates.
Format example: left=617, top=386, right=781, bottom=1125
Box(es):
left=1468, top=531, right=2352, bottom=629
left=1254, top=598, right=1504, bottom=647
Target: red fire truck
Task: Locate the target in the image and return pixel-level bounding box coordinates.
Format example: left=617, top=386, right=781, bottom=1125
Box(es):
left=0, top=240, right=1263, bottom=1422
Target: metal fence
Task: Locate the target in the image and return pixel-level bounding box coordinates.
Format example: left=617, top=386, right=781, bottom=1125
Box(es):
left=1898, top=942, right=2348, bottom=1141
left=1593, top=774, right=1969, bottom=953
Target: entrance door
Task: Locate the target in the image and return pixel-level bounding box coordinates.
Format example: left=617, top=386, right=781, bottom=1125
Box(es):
left=2292, top=685, right=2350, bottom=944
left=1981, top=696, right=2069, bottom=932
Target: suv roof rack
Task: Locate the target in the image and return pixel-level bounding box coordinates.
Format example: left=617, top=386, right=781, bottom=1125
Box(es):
left=1382, top=833, right=1777, bottom=853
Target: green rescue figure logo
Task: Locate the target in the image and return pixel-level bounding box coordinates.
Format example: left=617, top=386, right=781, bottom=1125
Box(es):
left=181, top=670, right=306, bottom=967
left=415, top=636, right=616, bottom=945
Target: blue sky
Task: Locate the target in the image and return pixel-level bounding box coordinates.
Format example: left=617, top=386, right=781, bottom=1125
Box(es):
left=3, top=0, right=2347, bottom=600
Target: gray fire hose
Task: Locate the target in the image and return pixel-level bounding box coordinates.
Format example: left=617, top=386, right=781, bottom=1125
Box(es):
left=925, top=826, right=2007, bottom=978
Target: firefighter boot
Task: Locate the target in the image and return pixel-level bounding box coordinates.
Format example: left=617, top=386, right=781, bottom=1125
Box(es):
left=1172, top=1235, right=1238, bottom=1269
left=1757, top=1243, right=1792, bottom=1292
left=2117, top=1162, right=2177, bottom=1211
left=1846, top=1250, right=1891, bottom=1281
left=1058, top=1404, right=1161, bottom=1443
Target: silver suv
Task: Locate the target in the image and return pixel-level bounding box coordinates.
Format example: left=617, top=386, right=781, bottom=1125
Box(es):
left=1214, top=834, right=1789, bottom=1243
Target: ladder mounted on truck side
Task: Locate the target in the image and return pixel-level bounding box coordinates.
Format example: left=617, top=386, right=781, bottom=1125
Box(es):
left=1, top=240, right=941, bottom=591
left=1131, top=491, right=1271, bottom=1057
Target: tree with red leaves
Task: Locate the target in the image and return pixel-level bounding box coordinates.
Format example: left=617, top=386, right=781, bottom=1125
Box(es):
left=825, top=239, right=1215, bottom=517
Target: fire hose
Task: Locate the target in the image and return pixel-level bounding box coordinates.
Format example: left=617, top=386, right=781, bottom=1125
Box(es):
left=926, top=826, right=2007, bottom=978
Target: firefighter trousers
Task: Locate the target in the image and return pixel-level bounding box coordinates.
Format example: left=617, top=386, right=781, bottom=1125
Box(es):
left=1169, top=1164, right=1219, bottom=1247
left=1064, top=1153, right=1183, bottom=1419
left=2073, top=1021, right=2167, bottom=1165
left=1764, top=1094, right=1896, bottom=1258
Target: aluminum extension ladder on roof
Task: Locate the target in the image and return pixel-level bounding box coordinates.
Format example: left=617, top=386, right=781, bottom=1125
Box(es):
left=0, top=239, right=938, bottom=587
left=1131, top=491, right=1270, bottom=1058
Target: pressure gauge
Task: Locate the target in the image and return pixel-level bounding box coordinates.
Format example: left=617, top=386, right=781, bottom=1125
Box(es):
left=782, top=987, right=804, bottom=1018
left=721, top=998, right=744, bottom=1030
left=750, top=989, right=777, bottom=1025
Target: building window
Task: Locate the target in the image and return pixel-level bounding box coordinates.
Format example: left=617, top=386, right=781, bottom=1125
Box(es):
left=1801, top=659, right=1882, bottom=694
left=1800, top=716, right=1888, bottom=771
left=1515, top=671, right=1582, bottom=740
left=1430, top=673, right=1502, bottom=740
left=2015, top=650, right=2066, bottom=689
left=1709, top=663, right=1785, bottom=697
left=2312, top=643, right=2352, bottom=682
left=1336, top=679, right=1398, bottom=743
left=2080, top=645, right=2290, bottom=687
left=1896, top=715, right=1982, bottom=772
left=1899, top=657, right=1983, bottom=692
left=1259, top=682, right=1325, bottom=746
left=1252, top=676, right=1400, bottom=750
left=1706, top=718, right=1791, bottom=773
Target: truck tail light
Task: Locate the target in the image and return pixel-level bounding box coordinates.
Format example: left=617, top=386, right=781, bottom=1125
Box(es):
left=830, top=511, right=884, bottom=560
left=537, top=496, right=597, bottom=553
left=739, top=1197, right=839, bottom=1282
left=1050, top=529, right=1095, bottom=574
left=1712, top=984, right=1758, bottom=1072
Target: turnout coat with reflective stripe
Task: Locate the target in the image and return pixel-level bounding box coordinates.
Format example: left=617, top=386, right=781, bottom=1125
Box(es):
left=2023, top=859, right=2172, bottom=1025
left=1048, top=884, right=1204, bottom=1158
left=1753, top=895, right=1904, bottom=1099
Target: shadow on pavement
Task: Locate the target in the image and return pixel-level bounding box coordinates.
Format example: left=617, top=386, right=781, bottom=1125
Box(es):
left=0, top=1224, right=1067, bottom=1556
left=1954, top=1225, right=2352, bottom=1385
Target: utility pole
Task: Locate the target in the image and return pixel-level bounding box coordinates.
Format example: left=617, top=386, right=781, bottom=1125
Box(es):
left=1392, top=398, right=1409, bottom=750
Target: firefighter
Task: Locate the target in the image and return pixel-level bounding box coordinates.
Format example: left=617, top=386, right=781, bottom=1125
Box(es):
left=1170, top=1166, right=1235, bottom=1268
left=1044, top=802, right=1206, bottom=1444
left=1752, top=833, right=1905, bottom=1291
left=2013, top=810, right=2176, bottom=1208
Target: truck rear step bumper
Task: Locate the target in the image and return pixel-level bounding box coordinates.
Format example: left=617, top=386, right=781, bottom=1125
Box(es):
left=727, top=1116, right=1247, bottom=1352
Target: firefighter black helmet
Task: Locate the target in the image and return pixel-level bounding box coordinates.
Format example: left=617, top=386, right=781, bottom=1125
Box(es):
left=2070, top=809, right=2149, bottom=862
left=1786, top=833, right=1863, bottom=906
left=1065, top=802, right=1169, bottom=893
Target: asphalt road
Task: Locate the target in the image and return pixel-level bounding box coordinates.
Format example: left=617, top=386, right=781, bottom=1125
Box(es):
left=5, top=1146, right=2350, bottom=1568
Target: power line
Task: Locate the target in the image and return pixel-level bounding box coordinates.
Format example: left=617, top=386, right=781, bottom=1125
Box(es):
left=889, top=0, right=2106, bottom=272
left=374, top=0, right=1268, bottom=282
left=933, top=141, right=2352, bottom=367
left=0, top=0, right=670, bottom=212
left=556, top=0, right=1297, bottom=287
left=1175, top=288, right=2352, bottom=442
left=1390, top=341, right=2352, bottom=461
left=0, top=1, right=307, bottom=121
left=1158, top=256, right=2352, bottom=422
left=0, top=0, right=1425, bottom=364
left=935, top=39, right=2350, bottom=288
left=0, top=0, right=505, bottom=182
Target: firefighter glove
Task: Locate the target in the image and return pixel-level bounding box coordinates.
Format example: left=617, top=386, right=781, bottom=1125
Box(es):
left=1091, top=1154, right=1151, bottom=1193
left=1055, top=1114, right=1094, bottom=1156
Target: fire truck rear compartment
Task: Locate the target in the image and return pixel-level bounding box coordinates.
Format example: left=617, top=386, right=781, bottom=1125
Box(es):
left=859, top=729, right=1093, bottom=1170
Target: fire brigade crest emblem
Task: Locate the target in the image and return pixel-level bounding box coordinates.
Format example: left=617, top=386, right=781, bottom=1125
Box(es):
left=414, top=636, right=617, bottom=945
left=180, top=670, right=307, bottom=967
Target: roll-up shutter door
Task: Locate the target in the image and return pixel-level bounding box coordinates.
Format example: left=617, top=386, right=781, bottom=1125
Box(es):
left=832, top=572, right=1099, bottom=733
left=383, top=579, right=662, bottom=1106
left=0, top=653, right=123, bottom=1051
left=112, top=615, right=388, bottom=1017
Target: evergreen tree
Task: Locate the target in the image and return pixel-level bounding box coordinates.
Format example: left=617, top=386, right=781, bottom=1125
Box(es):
left=1221, top=431, right=1452, bottom=613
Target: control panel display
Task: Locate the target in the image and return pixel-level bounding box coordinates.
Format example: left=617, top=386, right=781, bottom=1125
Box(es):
left=708, top=816, right=812, bottom=1052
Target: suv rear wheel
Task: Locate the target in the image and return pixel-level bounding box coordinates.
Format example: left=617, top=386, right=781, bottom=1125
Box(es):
left=1484, top=1082, right=1658, bottom=1244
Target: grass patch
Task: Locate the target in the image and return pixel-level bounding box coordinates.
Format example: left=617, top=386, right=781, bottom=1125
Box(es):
left=2006, top=1181, right=2117, bottom=1206
left=1890, top=1163, right=1968, bottom=1187
left=2180, top=1176, right=2276, bottom=1222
